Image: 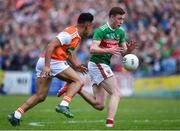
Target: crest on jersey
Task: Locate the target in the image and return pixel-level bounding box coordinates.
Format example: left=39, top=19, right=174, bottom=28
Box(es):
left=106, top=69, right=111, bottom=75
left=113, top=34, right=120, bottom=41
left=66, top=47, right=75, bottom=55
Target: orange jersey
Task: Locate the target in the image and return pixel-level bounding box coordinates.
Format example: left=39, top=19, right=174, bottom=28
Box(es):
left=42, top=25, right=81, bottom=61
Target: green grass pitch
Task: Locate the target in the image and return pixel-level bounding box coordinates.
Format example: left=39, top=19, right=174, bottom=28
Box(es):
left=0, top=95, right=179, bottom=130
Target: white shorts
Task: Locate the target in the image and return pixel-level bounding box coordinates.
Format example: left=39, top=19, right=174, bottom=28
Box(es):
left=88, top=61, right=114, bottom=85
left=36, top=57, right=70, bottom=77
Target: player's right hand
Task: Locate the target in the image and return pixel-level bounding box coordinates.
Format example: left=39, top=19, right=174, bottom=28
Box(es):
left=127, top=39, right=138, bottom=52
left=40, top=66, right=51, bottom=77
left=76, top=64, right=88, bottom=74
left=108, top=46, right=124, bottom=56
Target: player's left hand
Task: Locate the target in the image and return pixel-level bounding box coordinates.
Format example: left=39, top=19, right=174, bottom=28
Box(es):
left=127, top=40, right=138, bottom=52
left=76, top=64, right=88, bottom=74
left=40, top=66, right=51, bottom=77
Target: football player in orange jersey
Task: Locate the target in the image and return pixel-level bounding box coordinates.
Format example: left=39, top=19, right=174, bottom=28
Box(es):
left=8, top=12, right=96, bottom=126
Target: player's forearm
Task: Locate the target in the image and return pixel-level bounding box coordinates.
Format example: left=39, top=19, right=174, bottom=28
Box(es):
left=67, top=55, right=80, bottom=68
left=90, top=40, right=111, bottom=54
left=90, top=46, right=111, bottom=54
left=44, top=44, right=55, bottom=67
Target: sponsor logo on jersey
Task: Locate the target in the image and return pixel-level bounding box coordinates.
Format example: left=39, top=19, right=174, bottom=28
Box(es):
left=106, top=69, right=111, bottom=75
left=100, top=39, right=118, bottom=48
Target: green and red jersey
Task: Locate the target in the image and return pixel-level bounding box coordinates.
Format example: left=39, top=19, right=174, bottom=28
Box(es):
left=90, top=22, right=126, bottom=65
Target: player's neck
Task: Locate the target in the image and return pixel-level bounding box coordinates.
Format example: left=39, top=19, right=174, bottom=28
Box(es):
left=77, top=26, right=83, bottom=37
left=107, top=20, right=115, bottom=30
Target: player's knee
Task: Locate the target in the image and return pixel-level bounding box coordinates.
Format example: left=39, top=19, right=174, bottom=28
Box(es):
left=36, top=94, right=46, bottom=102
left=95, top=102, right=105, bottom=111
left=96, top=104, right=105, bottom=111
left=76, top=79, right=84, bottom=87
left=115, top=90, right=121, bottom=97
left=80, top=80, right=84, bottom=87
left=111, top=87, right=120, bottom=97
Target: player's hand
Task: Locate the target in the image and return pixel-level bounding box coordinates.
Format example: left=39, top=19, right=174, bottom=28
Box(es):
left=40, top=66, right=51, bottom=77
left=76, top=64, right=88, bottom=74
left=127, top=40, right=138, bottom=52
left=108, top=46, right=124, bottom=56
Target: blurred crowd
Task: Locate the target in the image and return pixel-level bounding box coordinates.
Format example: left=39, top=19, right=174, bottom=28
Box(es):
left=0, top=0, right=180, bottom=77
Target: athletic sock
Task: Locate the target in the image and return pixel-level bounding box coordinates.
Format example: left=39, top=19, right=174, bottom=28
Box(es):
left=106, top=118, right=114, bottom=127
left=60, top=95, right=72, bottom=106
left=14, top=107, right=24, bottom=119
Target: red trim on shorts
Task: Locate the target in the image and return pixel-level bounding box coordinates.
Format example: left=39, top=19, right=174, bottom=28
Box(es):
left=96, top=64, right=108, bottom=80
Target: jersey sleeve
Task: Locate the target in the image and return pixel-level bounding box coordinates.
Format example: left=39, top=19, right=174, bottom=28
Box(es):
left=119, top=29, right=126, bottom=43
left=93, top=28, right=104, bottom=41
left=56, top=32, right=72, bottom=45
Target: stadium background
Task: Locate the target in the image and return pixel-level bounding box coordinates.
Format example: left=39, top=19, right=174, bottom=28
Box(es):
left=0, top=0, right=179, bottom=130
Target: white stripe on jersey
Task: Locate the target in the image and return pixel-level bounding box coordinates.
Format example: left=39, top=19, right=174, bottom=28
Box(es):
left=56, top=32, right=72, bottom=45
left=71, top=31, right=79, bottom=38
left=119, top=26, right=125, bottom=31
left=100, top=24, right=108, bottom=31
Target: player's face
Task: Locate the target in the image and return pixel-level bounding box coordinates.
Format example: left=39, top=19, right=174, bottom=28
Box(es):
left=82, top=22, right=93, bottom=37
left=111, top=14, right=126, bottom=29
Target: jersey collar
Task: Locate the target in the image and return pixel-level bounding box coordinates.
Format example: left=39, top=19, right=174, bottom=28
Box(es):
left=75, top=25, right=81, bottom=38
left=107, top=21, right=115, bottom=31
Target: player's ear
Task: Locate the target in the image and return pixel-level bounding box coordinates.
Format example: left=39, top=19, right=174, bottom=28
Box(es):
left=110, top=14, right=115, bottom=19
left=80, top=23, right=88, bottom=30
left=85, top=22, right=93, bottom=29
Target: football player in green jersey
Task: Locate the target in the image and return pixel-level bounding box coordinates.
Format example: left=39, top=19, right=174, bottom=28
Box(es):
left=57, top=7, right=137, bottom=127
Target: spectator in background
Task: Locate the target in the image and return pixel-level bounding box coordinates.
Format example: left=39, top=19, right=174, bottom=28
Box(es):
left=0, top=0, right=179, bottom=76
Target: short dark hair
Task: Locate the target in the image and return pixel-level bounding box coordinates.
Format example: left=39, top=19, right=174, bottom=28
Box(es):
left=109, top=7, right=125, bottom=17
left=77, top=12, right=94, bottom=24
